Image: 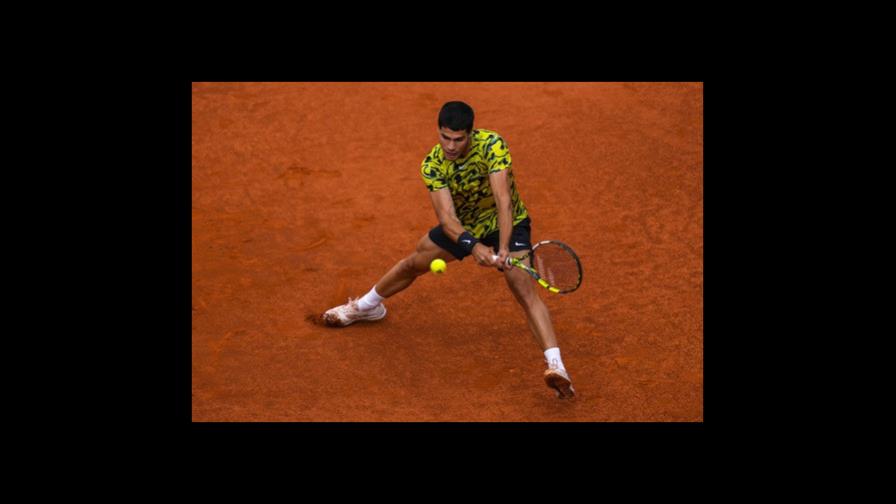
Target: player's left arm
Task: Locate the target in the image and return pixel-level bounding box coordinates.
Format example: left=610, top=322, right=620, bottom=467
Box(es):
left=488, top=169, right=514, bottom=268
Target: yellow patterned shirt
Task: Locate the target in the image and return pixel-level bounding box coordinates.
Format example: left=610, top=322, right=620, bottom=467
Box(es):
left=420, top=129, right=528, bottom=238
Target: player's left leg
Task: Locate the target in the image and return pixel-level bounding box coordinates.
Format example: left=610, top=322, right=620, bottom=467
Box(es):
left=502, top=254, right=557, bottom=351
left=504, top=262, right=576, bottom=399
left=503, top=261, right=575, bottom=399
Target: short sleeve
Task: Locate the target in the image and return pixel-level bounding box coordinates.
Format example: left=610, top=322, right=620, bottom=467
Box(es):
left=421, top=149, right=447, bottom=192
left=485, top=135, right=512, bottom=173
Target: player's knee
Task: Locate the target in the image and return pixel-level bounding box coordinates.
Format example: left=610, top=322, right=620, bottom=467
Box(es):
left=506, top=276, right=536, bottom=303
left=518, top=288, right=539, bottom=306
left=395, top=256, right=415, bottom=277
left=400, top=254, right=428, bottom=277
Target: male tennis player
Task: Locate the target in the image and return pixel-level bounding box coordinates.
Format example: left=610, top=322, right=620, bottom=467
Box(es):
left=322, top=101, right=575, bottom=399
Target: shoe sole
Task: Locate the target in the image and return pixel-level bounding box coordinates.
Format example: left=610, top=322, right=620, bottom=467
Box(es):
left=322, top=306, right=387, bottom=327
left=544, top=371, right=576, bottom=399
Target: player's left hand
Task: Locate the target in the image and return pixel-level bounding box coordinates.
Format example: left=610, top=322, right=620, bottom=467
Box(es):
left=495, top=248, right=510, bottom=271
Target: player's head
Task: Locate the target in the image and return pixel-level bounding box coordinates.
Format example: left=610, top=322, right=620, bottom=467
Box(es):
left=438, top=101, right=474, bottom=160
left=439, top=101, right=474, bottom=132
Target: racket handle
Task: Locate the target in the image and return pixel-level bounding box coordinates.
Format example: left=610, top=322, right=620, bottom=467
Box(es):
left=491, top=255, right=510, bottom=265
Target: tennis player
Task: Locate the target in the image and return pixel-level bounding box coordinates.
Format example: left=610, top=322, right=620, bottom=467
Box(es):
left=322, top=101, right=575, bottom=399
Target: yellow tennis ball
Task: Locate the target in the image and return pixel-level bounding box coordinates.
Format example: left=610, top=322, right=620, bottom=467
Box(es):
left=430, top=258, right=447, bottom=274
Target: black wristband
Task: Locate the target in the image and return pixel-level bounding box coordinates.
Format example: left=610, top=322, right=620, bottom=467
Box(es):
left=457, top=231, right=479, bottom=253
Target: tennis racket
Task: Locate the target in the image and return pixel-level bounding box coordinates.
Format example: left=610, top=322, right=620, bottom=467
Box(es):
left=491, top=240, right=583, bottom=294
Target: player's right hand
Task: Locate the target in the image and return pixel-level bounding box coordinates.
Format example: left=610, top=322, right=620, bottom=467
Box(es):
left=472, top=243, right=497, bottom=268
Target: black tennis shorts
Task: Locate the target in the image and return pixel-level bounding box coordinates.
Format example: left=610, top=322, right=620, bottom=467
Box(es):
left=429, top=217, right=532, bottom=261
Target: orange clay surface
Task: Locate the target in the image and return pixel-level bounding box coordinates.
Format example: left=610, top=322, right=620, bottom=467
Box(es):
left=191, top=82, right=703, bottom=421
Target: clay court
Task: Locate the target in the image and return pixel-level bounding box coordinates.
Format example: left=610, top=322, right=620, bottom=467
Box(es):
left=191, top=82, right=703, bottom=422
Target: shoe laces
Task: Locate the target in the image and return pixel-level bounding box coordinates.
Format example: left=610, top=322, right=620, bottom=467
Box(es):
left=339, top=298, right=359, bottom=311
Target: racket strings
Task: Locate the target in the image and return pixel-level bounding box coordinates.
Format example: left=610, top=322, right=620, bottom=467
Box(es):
left=533, top=244, right=581, bottom=291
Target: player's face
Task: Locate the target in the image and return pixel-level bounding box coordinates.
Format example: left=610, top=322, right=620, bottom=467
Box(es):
left=439, top=127, right=471, bottom=160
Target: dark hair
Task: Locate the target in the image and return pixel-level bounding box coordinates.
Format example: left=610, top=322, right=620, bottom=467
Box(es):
left=438, top=101, right=474, bottom=132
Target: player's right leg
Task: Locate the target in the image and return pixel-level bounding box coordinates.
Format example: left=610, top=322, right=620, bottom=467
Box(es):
left=374, top=232, right=457, bottom=297
left=322, top=231, right=459, bottom=327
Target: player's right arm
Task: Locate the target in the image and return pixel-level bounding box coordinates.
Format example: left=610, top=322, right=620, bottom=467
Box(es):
left=422, top=149, right=495, bottom=265
left=429, top=189, right=496, bottom=266
left=429, top=188, right=466, bottom=242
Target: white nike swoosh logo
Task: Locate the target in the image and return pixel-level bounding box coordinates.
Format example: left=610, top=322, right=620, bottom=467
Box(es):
left=461, top=240, right=471, bottom=244
left=514, top=242, right=527, bottom=246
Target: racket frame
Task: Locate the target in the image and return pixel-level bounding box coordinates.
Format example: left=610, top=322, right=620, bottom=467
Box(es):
left=499, top=240, right=583, bottom=294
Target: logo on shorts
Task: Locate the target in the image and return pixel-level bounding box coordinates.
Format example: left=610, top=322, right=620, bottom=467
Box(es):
left=514, top=242, right=528, bottom=247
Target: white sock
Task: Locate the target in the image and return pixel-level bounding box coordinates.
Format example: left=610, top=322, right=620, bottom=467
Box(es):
left=544, top=347, right=565, bottom=370
left=357, top=286, right=385, bottom=311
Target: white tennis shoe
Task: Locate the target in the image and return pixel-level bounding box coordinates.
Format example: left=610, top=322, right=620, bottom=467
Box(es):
left=543, top=359, right=576, bottom=399
left=322, top=298, right=387, bottom=327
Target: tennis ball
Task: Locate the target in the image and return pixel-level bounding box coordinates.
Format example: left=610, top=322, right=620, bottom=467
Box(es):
left=430, top=258, right=447, bottom=274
